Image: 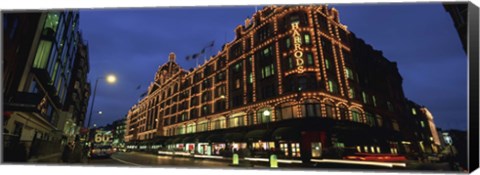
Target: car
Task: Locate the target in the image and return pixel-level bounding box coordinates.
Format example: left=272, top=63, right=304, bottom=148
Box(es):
left=89, top=145, right=114, bottom=158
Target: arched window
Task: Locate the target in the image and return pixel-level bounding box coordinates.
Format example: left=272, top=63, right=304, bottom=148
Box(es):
left=196, top=120, right=208, bottom=132
left=186, top=123, right=196, bottom=134
left=257, top=108, right=272, bottom=124
left=365, top=112, right=376, bottom=127
left=324, top=101, right=336, bottom=119
left=211, top=117, right=226, bottom=130
left=302, top=99, right=321, bottom=118
left=338, top=105, right=349, bottom=120
left=177, top=125, right=186, bottom=135
left=351, top=109, right=362, bottom=123
left=275, top=102, right=296, bottom=120
left=247, top=111, right=255, bottom=125
left=228, top=113, right=246, bottom=128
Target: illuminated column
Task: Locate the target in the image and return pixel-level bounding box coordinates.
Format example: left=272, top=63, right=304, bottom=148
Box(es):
left=226, top=57, right=230, bottom=109
left=273, top=17, right=283, bottom=95
left=314, top=13, right=330, bottom=91
left=252, top=53, right=257, bottom=102
left=309, top=10, right=323, bottom=82
left=331, top=45, right=345, bottom=97
left=243, top=58, right=247, bottom=104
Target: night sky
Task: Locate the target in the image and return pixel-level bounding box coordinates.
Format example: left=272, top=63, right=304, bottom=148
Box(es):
left=79, top=3, right=467, bottom=130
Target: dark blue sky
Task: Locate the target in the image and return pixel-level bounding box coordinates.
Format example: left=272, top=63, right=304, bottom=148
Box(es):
left=79, top=3, right=467, bottom=130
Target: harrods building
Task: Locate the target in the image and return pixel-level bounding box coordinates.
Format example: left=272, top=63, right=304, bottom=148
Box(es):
left=125, top=5, right=439, bottom=162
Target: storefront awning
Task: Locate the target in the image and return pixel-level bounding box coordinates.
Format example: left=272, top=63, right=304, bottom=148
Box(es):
left=272, top=127, right=301, bottom=141
left=182, top=136, right=195, bottom=143
left=207, top=134, right=224, bottom=143
left=224, top=132, right=244, bottom=142
left=194, top=133, right=209, bottom=143
left=172, top=137, right=185, bottom=144
left=165, top=138, right=174, bottom=145
left=245, top=129, right=269, bottom=142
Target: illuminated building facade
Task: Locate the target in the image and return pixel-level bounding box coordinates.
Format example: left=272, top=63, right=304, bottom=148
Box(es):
left=3, top=11, right=90, bottom=161
left=405, top=100, right=441, bottom=156
left=125, top=5, right=436, bottom=162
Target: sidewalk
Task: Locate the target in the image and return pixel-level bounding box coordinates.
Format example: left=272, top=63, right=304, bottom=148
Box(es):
left=28, top=151, right=88, bottom=164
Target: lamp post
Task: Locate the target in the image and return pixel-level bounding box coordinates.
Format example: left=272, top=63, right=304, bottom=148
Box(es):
left=86, top=74, right=116, bottom=129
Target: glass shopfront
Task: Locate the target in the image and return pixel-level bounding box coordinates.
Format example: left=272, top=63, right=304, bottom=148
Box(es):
left=212, top=143, right=226, bottom=155
left=197, top=143, right=209, bottom=155
left=311, top=142, right=322, bottom=158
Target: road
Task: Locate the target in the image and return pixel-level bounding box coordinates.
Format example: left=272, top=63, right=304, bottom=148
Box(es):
left=86, top=152, right=461, bottom=172
left=87, top=152, right=241, bottom=168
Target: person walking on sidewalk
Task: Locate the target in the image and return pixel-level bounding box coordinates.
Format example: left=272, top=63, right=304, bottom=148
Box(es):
left=70, top=136, right=86, bottom=163
left=61, top=142, right=73, bottom=163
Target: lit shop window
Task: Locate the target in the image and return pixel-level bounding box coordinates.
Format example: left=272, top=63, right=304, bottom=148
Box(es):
left=186, top=123, right=196, bottom=134
left=311, top=142, right=322, bottom=158
left=211, top=117, right=226, bottom=130
left=257, top=109, right=272, bottom=124
left=196, top=121, right=208, bottom=132
left=252, top=141, right=275, bottom=150
left=33, top=40, right=53, bottom=69
left=291, top=143, right=301, bottom=157
left=228, top=115, right=245, bottom=128
left=280, top=143, right=289, bottom=157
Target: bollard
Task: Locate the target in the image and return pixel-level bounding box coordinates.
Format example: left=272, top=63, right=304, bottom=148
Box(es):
left=270, top=154, right=278, bottom=168
left=232, top=153, right=239, bottom=165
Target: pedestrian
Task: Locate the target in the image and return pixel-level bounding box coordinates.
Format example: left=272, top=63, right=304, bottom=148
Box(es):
left=62, top=142, right=73, bottom=163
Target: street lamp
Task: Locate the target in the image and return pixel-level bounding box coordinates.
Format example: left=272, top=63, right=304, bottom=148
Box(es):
left=86, top=74, right=117, bottom=129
